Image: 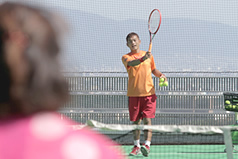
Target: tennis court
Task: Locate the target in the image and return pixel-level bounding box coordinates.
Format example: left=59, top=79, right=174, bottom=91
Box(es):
left=61, top=74, right=238, bottom=159
left=85, top=120, right=238, bottom=159
left=123, top=145, right=235, bottom=159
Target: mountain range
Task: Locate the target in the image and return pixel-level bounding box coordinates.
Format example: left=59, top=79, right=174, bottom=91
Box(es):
left=57, top=8, right=238, bottom=73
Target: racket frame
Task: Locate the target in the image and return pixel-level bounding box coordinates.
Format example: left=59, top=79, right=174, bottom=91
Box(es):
left=148, top=9, right=162, bottom=52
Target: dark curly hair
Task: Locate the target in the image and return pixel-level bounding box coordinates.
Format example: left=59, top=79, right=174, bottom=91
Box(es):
left=0, top=2, right=68, bottom=118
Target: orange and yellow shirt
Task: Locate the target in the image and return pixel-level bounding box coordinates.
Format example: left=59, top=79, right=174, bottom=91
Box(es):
left=122, top=50, right=156, bottom=97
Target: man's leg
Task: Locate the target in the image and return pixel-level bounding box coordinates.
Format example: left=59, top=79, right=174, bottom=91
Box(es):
left=141, top=118, right=152, bottom=157
left=129, top=119, right=142, bottom=156
left=143, top=118, right=152, bottom=142
left=133, top=119, right=142, bottom=142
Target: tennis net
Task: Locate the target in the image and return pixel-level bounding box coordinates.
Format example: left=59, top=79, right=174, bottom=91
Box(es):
left=76, top=120, right=238, bottom=159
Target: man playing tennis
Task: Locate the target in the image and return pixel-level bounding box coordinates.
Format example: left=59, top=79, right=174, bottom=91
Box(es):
left=122, top=32, right=167, bottom=157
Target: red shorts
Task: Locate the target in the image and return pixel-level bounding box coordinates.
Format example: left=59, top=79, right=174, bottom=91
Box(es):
left=128, top=94, right=157, bottom=121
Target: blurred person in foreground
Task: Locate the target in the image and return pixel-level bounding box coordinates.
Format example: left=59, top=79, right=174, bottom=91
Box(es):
left=0, top=2, right=125, bottom=159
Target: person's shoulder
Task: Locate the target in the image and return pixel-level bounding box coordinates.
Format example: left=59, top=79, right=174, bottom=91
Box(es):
left=122, top=52, right=132, bottom=61
left=0, top=112, right=125, bottom=159
left=122, top=52, right=132, bottom=57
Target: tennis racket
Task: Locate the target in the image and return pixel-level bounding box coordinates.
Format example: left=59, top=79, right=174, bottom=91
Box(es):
left=148, top=9, right=162, bottom=52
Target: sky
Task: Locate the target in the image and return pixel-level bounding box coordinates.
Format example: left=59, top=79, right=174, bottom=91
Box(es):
left=17, top=0, right=238, bottom=27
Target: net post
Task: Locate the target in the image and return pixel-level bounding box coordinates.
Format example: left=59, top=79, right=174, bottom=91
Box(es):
left=235, top=112, right=238, bottom=124
left=223, top=127, right=233, bottom=159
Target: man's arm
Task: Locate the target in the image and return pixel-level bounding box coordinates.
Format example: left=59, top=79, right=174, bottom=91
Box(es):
left=128, top=52, right=151, bottom=67
left=152, top=69, right=167, bottom=81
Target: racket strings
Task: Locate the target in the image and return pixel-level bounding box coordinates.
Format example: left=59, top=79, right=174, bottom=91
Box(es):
left=149, top=11, right=161, bottom=33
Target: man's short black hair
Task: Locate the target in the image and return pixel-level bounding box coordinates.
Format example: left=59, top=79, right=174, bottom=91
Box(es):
left=126, top=32, right=139, bottom=42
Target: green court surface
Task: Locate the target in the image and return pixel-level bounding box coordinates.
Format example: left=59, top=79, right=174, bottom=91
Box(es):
left=121, top=145, right=238, bottom=159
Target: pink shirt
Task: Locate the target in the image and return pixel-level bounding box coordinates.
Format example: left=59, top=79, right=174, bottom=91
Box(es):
left=0, top=112, right=125, bottom=159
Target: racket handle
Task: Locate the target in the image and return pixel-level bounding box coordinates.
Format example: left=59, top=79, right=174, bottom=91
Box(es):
left=148, top=42, right=152, bottom=52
